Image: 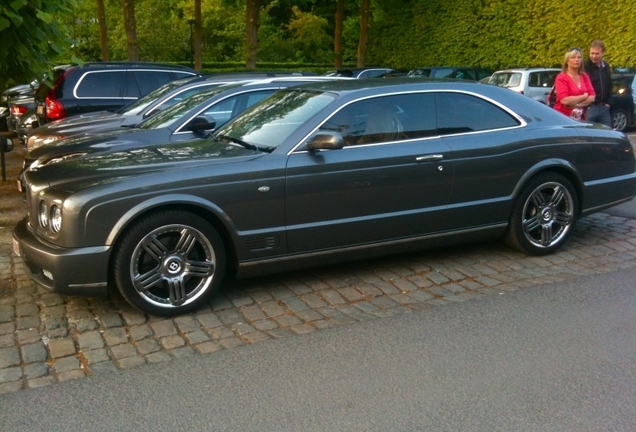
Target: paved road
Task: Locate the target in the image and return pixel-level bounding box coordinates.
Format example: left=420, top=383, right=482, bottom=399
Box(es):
left=1, top=132, right=636, bottom=396
left=1, top=267, right=634, bottom=431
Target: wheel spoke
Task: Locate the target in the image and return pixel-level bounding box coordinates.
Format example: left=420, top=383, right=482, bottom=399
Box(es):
left=175, top=229, right=198, bottom=255
left=185, top=260, right=215, bottom=278
left=167, top=277, right=187, bottom=305
left=547, top=186, right=565, bottom=207
left=523, top=214, right=541, bottom=233
left=540, top=224, right=553, bottom=246
left=554, top=210, right=572, bottom=226
left=142, top=235, right=169, bottom=262
left=134, top=267, right=164, bottom=293
left=531, top=191, right=546, bottom=209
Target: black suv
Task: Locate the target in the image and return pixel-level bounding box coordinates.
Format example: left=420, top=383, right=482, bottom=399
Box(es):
left=34, top=62, right=200, bottom=125
left=610, top=74, right=634, bottom=132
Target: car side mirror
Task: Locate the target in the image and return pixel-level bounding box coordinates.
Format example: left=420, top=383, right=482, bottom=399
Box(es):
left=1, top=136, right=13, bottom=152
left=306, top=131, right=345, bottom=150
left=190, top=116, right=216, bottom=132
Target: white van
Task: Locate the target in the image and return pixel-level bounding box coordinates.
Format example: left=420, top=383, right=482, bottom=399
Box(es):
left=489, top=68, right=560, bottom=104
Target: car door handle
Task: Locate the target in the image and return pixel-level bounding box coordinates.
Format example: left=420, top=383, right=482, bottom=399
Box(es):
left=416, top=154, right=444, bottom=162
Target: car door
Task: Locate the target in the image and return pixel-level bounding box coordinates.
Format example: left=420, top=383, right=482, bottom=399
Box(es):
left=436, top=91, right=525, bottom=229
left=285, top=92, right=454, bottom=253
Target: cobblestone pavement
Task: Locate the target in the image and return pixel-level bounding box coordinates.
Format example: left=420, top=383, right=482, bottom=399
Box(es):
left=2, top=135, right=636, bottom=395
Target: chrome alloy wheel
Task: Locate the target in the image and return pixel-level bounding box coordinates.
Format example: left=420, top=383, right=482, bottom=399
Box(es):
left=130, top=224, right=216, bottom=308
left=521, top=181, right=574, bottom=249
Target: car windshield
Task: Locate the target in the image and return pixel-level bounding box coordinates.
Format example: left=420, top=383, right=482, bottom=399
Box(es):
left=490, top=72, right=522, bottom=88
left=137, top=85, right=234, bottom=130
left=213, top=89, right=336, bottom=151
left=122, top=77, right=197, bottom=116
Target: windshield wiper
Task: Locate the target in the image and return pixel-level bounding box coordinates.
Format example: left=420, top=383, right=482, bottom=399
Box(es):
left=215, top=134, right=273, bottom=153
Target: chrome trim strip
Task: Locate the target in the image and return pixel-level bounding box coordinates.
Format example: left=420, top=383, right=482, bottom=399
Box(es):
left=238, top=223, right=508, bottom=268
left=73, top=70, right=196, bottom=100
left=68, top=282, right=108, bottom=288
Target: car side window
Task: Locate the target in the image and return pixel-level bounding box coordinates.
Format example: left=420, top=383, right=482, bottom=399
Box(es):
left=436, top=92, right=519, bottom=135
left=75, top=71, right=125, bottom=98
left=149, top=87, right=213, bottom=117
left=202, top=90, right=275, bottom=128
left=319, top=93, right=436, bottom=146
left=133, top=71, right=174, bottom=96
left=529, top=72, right=540, bottom=87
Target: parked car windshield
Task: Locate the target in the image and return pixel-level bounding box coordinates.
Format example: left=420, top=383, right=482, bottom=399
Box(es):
left=215, top=89, right=336, bottom=151
left=122, top=77, right=197, bottom=116
left=490, top=72, right=522, bottom=88
left=137, top=85, right=235, bottom=129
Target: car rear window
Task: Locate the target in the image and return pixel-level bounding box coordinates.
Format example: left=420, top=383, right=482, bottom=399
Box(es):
left=75, top=71, right=125, bottom=98
left=490, top=73, right=522, bottom=88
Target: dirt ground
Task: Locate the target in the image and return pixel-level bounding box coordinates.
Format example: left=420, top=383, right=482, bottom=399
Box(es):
left=0, top=134, right=27, bottom=296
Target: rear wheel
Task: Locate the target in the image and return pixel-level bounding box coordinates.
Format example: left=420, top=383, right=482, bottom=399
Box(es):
left=505, top=173, right=578, bottom=255
left=612, top=108, right=628, bottom=132
left=113, top=210, right=226, bottom=316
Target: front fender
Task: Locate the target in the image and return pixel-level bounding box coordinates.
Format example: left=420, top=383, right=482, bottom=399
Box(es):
left=83, top=194, right=237, bottom=246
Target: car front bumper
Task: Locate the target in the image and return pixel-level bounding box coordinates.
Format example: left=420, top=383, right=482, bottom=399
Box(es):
left=12, top=218, right=111, bottom=296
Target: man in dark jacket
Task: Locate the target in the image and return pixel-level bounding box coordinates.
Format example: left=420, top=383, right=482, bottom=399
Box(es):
left=584, top=40, right=613, bottom=128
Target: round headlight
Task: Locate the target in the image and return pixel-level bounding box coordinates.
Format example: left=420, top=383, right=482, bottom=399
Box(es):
left=39, top=201, right=49, bottom=228
left=50, top=205, right=62, bottom=233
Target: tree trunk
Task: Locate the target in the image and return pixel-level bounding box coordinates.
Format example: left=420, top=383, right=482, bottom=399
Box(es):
left=334, top=0, right=344, bottom=69
left=96, top=0, right=109, bottom=61
left=357, top=0, right=369, bottom=67
left=194, top=0, right=202, bottom=70
left=123, top=0, right=139, bottom=61
left=245, top=0, right=259, bottom=69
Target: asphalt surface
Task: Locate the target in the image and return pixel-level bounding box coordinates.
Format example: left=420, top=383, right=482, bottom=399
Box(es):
left=0, top=266, right=634, bottom=431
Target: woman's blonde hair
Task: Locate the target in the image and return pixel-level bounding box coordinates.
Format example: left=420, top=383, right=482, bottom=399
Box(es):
left=562, top=47, right=584, bottom=73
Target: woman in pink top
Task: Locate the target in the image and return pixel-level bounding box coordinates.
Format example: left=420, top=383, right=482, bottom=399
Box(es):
left=554, top=47, right=595, bottom=120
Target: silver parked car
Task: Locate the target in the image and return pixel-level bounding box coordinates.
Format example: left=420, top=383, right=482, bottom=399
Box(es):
left=489, top=68, right=560, bottom=104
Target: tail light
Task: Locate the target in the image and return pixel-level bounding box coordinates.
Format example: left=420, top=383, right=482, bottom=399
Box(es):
left=45, top=96, right=65, bottom=120
left=10, top=105, right=28, bottom=116
left=43, top=72, right=68, bottom=120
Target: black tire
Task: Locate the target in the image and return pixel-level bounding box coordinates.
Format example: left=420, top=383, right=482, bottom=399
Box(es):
left=505, top=173, right=578, bottom=255
left=113, top=210, right=226, bottom=316
left=612, top=108, right=628, bottom=132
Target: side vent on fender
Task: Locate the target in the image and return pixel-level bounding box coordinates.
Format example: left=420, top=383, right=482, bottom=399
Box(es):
left=245, top=236, right=278, bottom=252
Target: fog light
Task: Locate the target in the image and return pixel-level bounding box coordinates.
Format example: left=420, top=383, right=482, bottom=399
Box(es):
left=42, top=269, right=54, bottom=281
left=50, top=205, right=62, bottom=233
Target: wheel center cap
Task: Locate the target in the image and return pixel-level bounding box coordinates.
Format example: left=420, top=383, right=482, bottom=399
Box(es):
left=164, top=257, right=183, bottom=275
left=542, top=209, right=553, bottom=221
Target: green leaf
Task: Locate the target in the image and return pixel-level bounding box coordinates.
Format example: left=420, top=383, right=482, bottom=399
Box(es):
left=0, top=17, right=10, bottom=31
left=36, top=11, right=54, bottom=24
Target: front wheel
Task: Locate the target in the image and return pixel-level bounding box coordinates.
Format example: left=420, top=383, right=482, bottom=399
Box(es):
left=113, top=210, right=226, bottom=316
left=505, top=173, right=578, bottom=255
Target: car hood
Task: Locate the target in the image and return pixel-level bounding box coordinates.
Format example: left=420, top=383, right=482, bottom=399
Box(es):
left=27, top=128, right=166, bottom=162
left=27, top=138, right=262, bottom=192
left=29, top=111, right=126, bottom=137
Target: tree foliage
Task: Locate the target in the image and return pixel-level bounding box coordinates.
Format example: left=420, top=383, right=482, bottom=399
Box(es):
left=0, top=0, right=79, bottom=89
left=2, top=0, right=635, bottom=89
